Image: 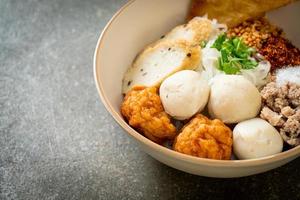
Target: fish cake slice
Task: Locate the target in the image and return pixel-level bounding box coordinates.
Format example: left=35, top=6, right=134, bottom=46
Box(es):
left=122, top=40, right=201, bottom=94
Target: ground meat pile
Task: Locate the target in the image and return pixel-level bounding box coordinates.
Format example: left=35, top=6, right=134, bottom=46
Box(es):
left=260, top=82, right=300, bottom=146
left=173, top=114, right=233, bottom=160
left=121, top=86, right=176, bottom=143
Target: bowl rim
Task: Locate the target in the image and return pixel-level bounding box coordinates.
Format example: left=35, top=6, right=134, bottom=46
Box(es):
left=93, top=0, right=300, bottom=167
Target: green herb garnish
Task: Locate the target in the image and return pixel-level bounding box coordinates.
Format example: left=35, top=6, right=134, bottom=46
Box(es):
left=200, top=40, right=207, bottom=48
left=211, top=34, right=258, bottom=74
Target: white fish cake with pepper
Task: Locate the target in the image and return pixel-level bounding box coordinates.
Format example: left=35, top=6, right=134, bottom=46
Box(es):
left=163, top=17, right=217, bottom=46
left=122, top=40, right=201, bottom=94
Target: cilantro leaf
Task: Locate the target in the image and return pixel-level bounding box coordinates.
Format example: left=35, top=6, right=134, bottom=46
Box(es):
left=211, top=34, right=258, bottom=74
left=200, top=41, right=207, bottom=48
left=211, top=34, right=226, bottom=50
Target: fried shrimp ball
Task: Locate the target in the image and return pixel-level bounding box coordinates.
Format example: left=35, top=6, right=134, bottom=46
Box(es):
left=121, top=86, right=176, bottom=143
left=173, top=114, right=233, bottom=160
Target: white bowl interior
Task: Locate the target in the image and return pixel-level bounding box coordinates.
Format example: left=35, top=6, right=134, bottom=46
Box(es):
left=94, top=0, right=300, bottom=177
left=96, top=0, right=190, bottom=113
left=267, top=1, right=300, bottom=48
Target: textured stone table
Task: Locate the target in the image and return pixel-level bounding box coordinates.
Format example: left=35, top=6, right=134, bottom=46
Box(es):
left=0, top=0, right=299, bottom=199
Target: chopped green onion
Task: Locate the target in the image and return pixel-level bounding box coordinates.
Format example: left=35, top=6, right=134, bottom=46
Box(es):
left=211, top=34, right=258, bottom=74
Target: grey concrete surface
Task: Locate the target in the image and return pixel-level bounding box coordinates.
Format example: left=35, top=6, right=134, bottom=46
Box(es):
left=0, top=0, right=299, bottom=200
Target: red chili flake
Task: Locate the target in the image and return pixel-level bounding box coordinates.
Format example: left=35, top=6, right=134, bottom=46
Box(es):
left=259, top=36, right=300, bottom=72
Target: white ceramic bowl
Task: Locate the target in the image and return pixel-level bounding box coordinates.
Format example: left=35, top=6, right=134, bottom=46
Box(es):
left=94, top=0, right=300, bottom=178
